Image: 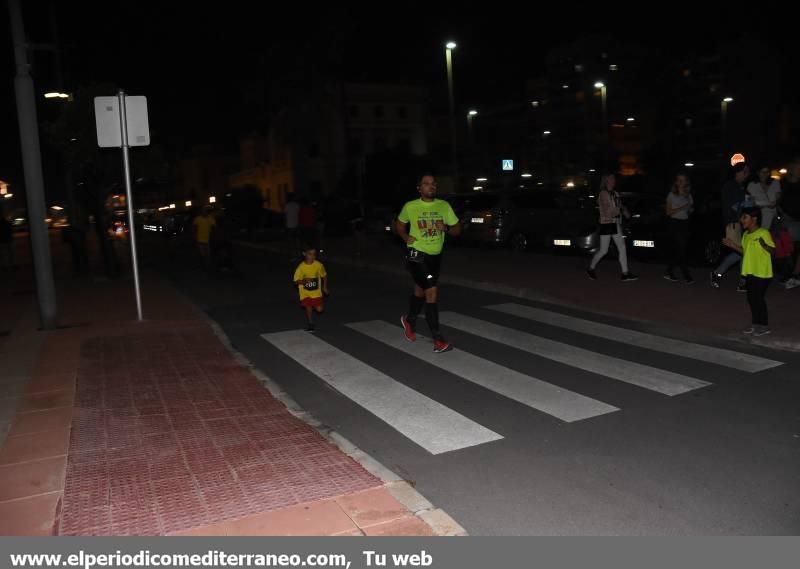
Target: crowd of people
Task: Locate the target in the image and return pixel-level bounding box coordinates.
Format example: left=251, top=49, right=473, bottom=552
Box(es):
left=584, top=158, right=800, bottom=337
left=183, top=164, right=800, bottom=342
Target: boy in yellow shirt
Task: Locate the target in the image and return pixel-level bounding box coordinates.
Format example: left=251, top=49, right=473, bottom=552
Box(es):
left=293, top=245, right=328, bottom=332
left=722, top=207, right=775, bottom=336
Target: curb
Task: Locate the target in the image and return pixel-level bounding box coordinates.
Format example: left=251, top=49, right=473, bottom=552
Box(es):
left=236, top=240, right=800, bottom=355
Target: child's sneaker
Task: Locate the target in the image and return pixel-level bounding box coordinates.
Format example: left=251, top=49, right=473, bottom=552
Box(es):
left=785, top=277, right=800, bottom=290
left=433, top=339, right=452, bottom=353
left=753, top=326, right=772, bottom=337
left=304, top=324, right=315, bottom=333
left=400, top=315, right=416, bottom=342
left=742, top=326, right=755, bottom=335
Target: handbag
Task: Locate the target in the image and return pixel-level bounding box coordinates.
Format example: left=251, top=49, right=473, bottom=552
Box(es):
left=724, top=222, right=742, bottom=245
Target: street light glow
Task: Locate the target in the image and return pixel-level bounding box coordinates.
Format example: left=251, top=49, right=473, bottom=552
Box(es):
left=521, top=173, right=533, bottom=178
left=468, top=110, right=478, bottom=116
left=169, top=203, right=176, bottom=209
left=780, top=168, right=788, bottom=175
left=4, top=194, right=13, bottom=199
left=543, top=130, right=551, bottom=135
left=50, top=206, right=64, bottom=211
left=44, top=92, right=69, bottom=99
left=594, top=82, right=605, bottom=89
left=476, top=178, right=487, bottom=182
left=626, top=117, right=635, bottom=122
left=473, top=186, right=483, bottom=191
left=723, top=97, right=734, bottom=102
left=685, top=162, right=695, bottom=167
left=209, top=196, right=216, bottom=204
left=185, top=200, right=192, bottom=207
left=531, top=100, right=540, bottom=107
left=446, top=41, right=457, bottom=50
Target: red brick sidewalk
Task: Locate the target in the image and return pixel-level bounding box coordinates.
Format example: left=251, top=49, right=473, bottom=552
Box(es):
left=0, top=234, right=462, bottom=536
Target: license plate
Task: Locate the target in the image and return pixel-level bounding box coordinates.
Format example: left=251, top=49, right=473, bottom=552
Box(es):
left=633, top=240, right=655, bottom=248
left=471, top=217, right=484, bottom=224
left=553, top=239, right=571, bottom=247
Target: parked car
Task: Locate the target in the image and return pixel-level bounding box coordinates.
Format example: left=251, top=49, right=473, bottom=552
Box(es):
left=625, top=190, right=723, bottom=266
left=444, top=185, right=598, bottom=254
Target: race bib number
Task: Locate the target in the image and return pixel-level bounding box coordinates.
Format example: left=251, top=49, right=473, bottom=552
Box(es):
left=304, top=279, right=319, bottom=291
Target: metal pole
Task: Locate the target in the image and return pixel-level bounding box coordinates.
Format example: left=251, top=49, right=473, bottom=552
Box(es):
left=117, top=89, right=143, bottom=321
left=601, top=86, right=608, bottom=160
left=446, top=47, right=459, bottom=189
left=8, top=0, right=57, bottom=329
left=720, top=100, right=727, bottom=156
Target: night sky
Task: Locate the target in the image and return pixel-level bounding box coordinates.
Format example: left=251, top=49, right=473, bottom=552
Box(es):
left=0, top=1, right=792, bottom=189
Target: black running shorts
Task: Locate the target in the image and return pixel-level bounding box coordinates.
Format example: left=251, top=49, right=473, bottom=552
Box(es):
left=405, top=250, right=442, bottom=290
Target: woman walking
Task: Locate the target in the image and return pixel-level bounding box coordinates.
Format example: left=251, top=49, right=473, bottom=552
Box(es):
left=587, top=173, right=638, bottom=281
left=664, top=171, right=694, bottom=284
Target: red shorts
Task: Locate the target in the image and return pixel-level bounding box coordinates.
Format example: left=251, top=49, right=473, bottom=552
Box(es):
left=300, top=297, right=323, bottom=308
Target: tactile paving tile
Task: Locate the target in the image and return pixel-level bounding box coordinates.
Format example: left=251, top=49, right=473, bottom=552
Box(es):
left=60, top=332, right=382, bottom=536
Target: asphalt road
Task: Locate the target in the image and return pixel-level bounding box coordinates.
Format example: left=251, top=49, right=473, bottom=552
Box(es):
left=144, top=236, right=800, bottom=535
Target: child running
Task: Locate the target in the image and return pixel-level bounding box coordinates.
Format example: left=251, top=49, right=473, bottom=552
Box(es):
left=293, top=245, right=328, bottom=332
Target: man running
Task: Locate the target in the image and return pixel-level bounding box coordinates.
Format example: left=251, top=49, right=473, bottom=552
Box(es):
left=396, top=173, right=461, bottom=353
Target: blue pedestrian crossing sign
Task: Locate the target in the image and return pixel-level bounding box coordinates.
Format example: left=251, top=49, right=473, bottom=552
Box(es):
left=502, top=159, right=514, bottom=171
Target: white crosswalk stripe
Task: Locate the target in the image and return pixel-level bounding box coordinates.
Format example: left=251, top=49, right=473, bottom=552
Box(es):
left=347, top=320, right=618, bottom=422
left=439, top=312, right=711, bottom=396
left=488, top=303, right=783, bottom=373
left=261, top=330, right=503, bottom=455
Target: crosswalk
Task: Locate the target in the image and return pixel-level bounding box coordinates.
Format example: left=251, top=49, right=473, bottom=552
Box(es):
left=262, top=304, right=784, bottom=456
left=488, top=303, right=783, bottom=373
left=261, top=330, right=502, bottom=455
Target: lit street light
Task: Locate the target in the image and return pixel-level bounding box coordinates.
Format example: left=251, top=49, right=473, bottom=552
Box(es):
left=721, top=97, right=734, bottom=153
left=467, top=109, right=478, bottom=159
left=445, top=41, right=459, bottom=188
left=43, top=91, right=69, bottom=99
left=595, top=82, right=608, bottom=155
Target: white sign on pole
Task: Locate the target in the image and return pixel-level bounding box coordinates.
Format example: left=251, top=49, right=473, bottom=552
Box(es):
left=94, top=96, right=150, bottom=148
left=502, top=159, right=514, bottom=171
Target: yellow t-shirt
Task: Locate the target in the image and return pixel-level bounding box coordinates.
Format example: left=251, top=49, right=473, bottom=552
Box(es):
left=193, top=215, right=216, bottom=244
left=294, top=261, right=327, bottom=300
left=741, top=227, right=774, bottom=279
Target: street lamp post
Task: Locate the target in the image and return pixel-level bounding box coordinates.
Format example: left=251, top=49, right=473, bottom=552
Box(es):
left=8, top=0, right=57, bottom=329
left=594, top=81, right=608, bottom=158
left=721, top=97, right=733, bottom=154
left=466, top=110, right=478, bottom=177
left=445, top=41, right=459, bottom=190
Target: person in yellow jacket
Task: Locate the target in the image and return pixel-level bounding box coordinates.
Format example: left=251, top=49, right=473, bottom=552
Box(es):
left=722, top=207, right=775, bottom=337
left=293, top=245, right=328, bottom=332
